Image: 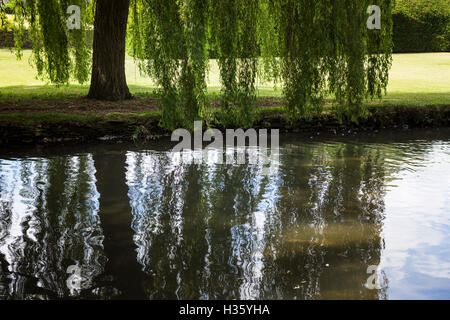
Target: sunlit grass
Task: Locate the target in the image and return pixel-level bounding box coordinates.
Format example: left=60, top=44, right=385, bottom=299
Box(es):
left=1, top=49, right=449, bottom=106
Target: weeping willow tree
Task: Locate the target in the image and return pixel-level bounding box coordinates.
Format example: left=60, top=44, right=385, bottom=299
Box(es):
left=1, top=0, right=394, bottom=128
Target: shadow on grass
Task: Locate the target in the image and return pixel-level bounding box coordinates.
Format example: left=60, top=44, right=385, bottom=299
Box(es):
left=0, top=85, right=159, bottom=101
left=0, top=85, right=449, bottom=108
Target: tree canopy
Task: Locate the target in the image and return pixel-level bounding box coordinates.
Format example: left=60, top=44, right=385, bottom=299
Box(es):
left=1, top=0, right=394, bottom=129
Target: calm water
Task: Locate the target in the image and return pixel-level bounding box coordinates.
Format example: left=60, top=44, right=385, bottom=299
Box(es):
left=0, top=129, right=449, bottom=300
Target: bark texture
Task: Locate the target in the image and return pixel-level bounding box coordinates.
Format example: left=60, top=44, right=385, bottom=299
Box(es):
left=88, top=0, right=132, bottom=101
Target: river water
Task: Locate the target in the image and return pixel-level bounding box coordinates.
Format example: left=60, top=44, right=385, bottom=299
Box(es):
left=0, top=128, right=449, bottom=300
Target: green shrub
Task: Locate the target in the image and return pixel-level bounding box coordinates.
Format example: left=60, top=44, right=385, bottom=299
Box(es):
left=393, top=0, right=450, bottom=52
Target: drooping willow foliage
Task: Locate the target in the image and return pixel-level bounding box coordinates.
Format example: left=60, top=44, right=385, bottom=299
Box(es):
left=2, top=0, right=394, bottom=128
left=130, top=0, right=393, bottom=128
left=209, top=0, right=260, bottom=128
left=129, top=0, right=263, bottom=129
left=1, top=0, right=93, bottom=85
left=129, top=0, right=210, bottom=131
left=268, top=0, right=394, bottom=121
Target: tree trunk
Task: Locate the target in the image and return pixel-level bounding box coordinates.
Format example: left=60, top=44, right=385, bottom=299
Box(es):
left=88, top=0, right=132, bottom=101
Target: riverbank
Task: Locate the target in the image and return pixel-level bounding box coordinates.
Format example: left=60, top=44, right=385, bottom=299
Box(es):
left=1, top=51, right=449, bottom=144
left=1, top=102, right=449, bottom=145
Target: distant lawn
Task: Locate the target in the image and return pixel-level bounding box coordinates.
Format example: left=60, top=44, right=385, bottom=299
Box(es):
left=380, top=53, right=450, bottom=106
left=0, top=49, right=449, bottom=107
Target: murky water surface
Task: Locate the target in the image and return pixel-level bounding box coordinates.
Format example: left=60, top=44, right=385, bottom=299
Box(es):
left=1, top=129, right=449, bottom=300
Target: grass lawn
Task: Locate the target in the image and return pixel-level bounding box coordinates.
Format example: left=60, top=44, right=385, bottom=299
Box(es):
left=0, top=49, right=449, bottom=108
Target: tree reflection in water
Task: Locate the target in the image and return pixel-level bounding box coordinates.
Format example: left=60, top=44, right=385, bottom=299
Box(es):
left=0, top=155, right=106, bottom=299
left=0, top=135, right=440, bottom=300
left=125, top=142, right=395, bottom=299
